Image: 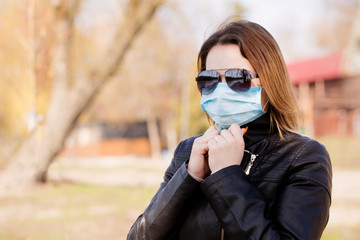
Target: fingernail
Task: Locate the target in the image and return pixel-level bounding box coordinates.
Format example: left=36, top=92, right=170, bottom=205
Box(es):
left=243, top=126, right=248, bottom=135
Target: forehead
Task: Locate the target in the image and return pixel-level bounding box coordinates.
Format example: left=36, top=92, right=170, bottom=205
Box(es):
left=205, top=44, right=255, bottom=73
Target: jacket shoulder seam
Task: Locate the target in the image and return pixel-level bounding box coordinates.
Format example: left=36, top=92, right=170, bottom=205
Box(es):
left=290, top=173, right=332, bottom=198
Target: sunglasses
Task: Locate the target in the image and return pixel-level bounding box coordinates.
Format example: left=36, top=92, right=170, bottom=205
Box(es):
left=195, top=68, right=259, bottom=95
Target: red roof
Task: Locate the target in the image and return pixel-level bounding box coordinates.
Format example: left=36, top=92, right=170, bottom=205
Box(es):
left=287, top=52, right=343, bottom=85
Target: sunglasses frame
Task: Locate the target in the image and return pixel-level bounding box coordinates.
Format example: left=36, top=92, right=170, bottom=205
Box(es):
left=195, top=68, right=259, bottom=95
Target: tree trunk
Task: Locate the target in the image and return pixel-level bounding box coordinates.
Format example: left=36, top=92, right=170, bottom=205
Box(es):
left=147, top=114, right=162, bottom=159
left=343, top=0, right=360, bottom=75
left=0, top=0, right=165, bottom=194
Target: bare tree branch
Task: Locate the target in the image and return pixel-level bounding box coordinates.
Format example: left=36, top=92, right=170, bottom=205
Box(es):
left=0, top=0, right=166, bottom=194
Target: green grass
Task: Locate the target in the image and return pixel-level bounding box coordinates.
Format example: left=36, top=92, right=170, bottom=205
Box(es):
left=1, top=181, right=358, bottom=240
left=316, top=136, right=360, bottom=168
left=0, top=184, right=158, bottom=240
left=51, top=164, right=165, bottom=175
left=322, top=224, right=360, bottom=240
left=1, top=136, right=360, bottom=239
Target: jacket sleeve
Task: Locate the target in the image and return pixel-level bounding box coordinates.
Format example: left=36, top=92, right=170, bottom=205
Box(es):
left=200, top=139, right=332, bottom=240
left=127, top=138, right=200, bottom=240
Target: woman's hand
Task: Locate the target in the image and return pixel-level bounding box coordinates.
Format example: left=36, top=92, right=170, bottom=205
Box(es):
left=208, top=124, right=246, bottom=173
left=188, top=126, right=219, bottom=179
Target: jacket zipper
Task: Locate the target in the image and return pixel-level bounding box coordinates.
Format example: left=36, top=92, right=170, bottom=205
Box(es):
left=219, top=151, right=259, bottom=240
left=219, top=151, right=258, bottom=240
left=244, top=150, right=258, bottom=175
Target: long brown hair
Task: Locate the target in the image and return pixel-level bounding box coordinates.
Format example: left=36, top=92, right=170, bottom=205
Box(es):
left=197, top=19, right=299, bottom=138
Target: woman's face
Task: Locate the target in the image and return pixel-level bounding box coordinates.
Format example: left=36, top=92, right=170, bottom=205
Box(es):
left=205, top=44, right=268, bottom=108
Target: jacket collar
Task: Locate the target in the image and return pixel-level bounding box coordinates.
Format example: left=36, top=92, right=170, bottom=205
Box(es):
left=242, top=111, right=274, bottom=148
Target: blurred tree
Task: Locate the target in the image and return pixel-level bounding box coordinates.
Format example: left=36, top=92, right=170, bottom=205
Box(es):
left=342, top=0, right=360, bottom=75
left=0, top=0, right=165, bottom=192
left=313, top=0, right=359, bottom=53
left=0, top=1, right=37, bottom=159
left=82, top=0, right=214, bottom=153
left=82, top=8, right=196, bottom=157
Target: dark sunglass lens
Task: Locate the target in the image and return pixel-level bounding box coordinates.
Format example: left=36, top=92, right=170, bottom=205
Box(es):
left=225, top=69, right=251, bottom=92
left=196, top=70, right=219, bottom=94
left=227, top=78, right=251, bottom=92
left=225, top=68, right=244, bottom=78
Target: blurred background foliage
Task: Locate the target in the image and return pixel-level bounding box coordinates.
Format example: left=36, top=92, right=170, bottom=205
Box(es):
left=0, top=0, right=358, bottom=161
left=0, top=0, right=359, bottom=188
left=0, top=0, right=207, bottom=162
left=0, top=0, right=360, bottom=239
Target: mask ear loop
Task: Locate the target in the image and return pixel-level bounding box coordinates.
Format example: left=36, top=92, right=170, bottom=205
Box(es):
left=260, top=86, right=269, bottom=112
left=262, top=100, right=269, bottom=112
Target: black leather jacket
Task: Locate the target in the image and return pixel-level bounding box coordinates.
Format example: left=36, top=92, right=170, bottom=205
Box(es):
left=127, top=113, right=332, bottom=240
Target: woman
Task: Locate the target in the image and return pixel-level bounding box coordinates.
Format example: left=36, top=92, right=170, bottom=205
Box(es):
left=127, top=20, right=332, bottom=240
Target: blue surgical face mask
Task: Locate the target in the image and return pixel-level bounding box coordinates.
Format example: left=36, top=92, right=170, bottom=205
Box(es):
left=200, top=82, right=266, bottom=131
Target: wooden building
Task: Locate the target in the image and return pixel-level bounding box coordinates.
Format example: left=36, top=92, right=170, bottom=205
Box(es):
left=288, top=52, right=360, bottom=137
left=62, top=122, right=152, bottom=157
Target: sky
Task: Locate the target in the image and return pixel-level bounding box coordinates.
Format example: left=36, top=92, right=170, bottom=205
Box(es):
left=170, top=0, right=330, bottom=63
left=240, top=0, right=326, bottom=60
left=78, top=0, right=357, bottom=63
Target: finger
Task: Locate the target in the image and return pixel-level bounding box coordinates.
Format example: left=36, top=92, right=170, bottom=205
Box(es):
left=197, top=132, right=219, bottom=144
left=228, top=124, right=243, bottom=140
left=200, top=142, right=209, bottom=153
left=204, top=125, right=220, bottom=136
left=208, top=139, right=216, bottom=149
left=214, top=135, right=226, bottom=145
left=220, top=129, right=233, bottom=141
left=192, top=138, right=210, bottom=154
left=201, top=127, right=220, bottom=142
